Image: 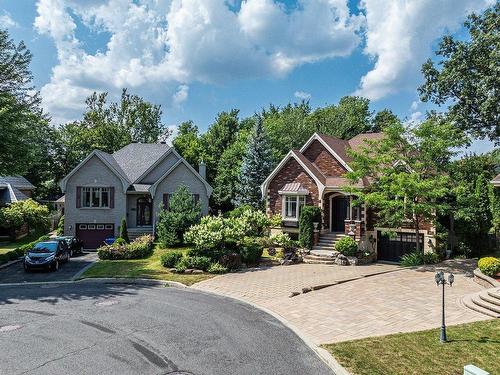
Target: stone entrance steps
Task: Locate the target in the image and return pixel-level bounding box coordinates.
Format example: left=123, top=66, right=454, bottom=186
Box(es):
left=304, top=232, right=346, bottom=264
left=462, top=287, right=500, bottom=318
left=128, top=227, right=153, bottom=241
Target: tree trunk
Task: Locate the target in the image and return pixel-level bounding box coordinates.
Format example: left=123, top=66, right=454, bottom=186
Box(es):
left=414, top=216, right=421, bottom=253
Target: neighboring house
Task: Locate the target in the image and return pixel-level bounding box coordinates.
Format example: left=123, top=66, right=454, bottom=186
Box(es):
left=492, top=174, right=500, bottom=188
left=261, top=133, right=436, bottom=262
left=59, top=142, right=212, bottom=249
left=0, top=176, right=35, bottom=239
left=0, top=176, right=35, bottom=207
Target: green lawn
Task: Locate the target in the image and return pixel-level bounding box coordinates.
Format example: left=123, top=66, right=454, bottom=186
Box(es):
left=80, top=247, right=214, bottom=286
left=0, top=231, right=45, bottom=254
left=323, top=320, right=500, bottom=375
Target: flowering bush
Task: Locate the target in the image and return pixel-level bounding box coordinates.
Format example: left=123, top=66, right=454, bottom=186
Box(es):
left=335, top=236, right=358, bottom=256
left=270, top=232, right=293, bottom=249
left=478, top=257, right=500, bottom=277
left=98, top=235, right=153, bottom=260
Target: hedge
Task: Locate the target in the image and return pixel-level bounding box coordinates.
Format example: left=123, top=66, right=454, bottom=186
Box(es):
left=478, top=257, right=500, bottom=277
left=298, top=206, right=322, bottom=249
left=97, top=235, right=153, bottom=260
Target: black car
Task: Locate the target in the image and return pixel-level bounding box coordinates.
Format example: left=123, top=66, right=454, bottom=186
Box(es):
left=24, top=240, right=70, bottom=272
left=54, top=236, right=84, bottom=257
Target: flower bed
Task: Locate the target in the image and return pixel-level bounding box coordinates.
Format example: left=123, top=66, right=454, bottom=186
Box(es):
left=97, top=235, right=153, bottom=260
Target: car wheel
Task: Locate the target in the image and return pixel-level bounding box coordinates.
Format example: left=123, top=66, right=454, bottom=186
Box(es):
left=70, top=249, right=74, bottom=258
left=80, top=245, right=84, bottom=254
left=53, top=260, right=59, bottom=271
left=23, top=264, right=30, bottom=273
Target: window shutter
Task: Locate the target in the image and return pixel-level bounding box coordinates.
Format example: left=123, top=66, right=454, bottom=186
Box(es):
left=110, top=187, right=115, bottom=208
left=193, top=194, right=200, bottom=206
left=163, top=193, right=170, bottom=210
left=76, top=187, right=81, bottom=208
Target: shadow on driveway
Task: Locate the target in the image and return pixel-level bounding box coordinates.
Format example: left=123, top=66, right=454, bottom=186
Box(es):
left=0, top=252, right=97, bottom=284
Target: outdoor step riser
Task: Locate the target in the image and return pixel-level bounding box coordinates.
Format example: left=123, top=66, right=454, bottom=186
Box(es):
left=305, top=255, right=336, bottom=261
left=462, top=296, right=500, bottom=319
left=303, top=260, right=336, bottom=265
left=473, top=297, right=500, bottom=314
left=487, top=290, right=500, bottom=300
left=480, top=294, right=500, bottom=307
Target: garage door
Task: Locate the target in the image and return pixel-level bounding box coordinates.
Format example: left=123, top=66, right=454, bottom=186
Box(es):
left=377, top=231, right=424, bottom=262
left=76, top=223, right=114, bottom=249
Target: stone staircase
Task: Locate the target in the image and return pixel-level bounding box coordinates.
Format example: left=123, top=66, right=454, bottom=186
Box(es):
left=128, top=226, right=154, bottom=241
left=303, top=232, right=346, bottom=264
left=462, top=287, right=500, bottom=318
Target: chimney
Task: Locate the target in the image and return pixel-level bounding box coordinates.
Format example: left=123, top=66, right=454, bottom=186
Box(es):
left=198, top=161, right=206, bottom=180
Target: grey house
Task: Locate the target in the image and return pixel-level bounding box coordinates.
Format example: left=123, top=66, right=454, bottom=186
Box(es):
left=59, top=143, right=212, bottom=249
left=0, top=176, right=35, bottom=207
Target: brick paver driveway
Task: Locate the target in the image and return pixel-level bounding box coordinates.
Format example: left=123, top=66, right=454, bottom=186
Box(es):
left=193, top=260, right=488, bottom=344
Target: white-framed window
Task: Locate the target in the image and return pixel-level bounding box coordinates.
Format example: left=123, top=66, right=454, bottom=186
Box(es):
left=82, top=187, right=110, bottom=208
left=105, top=224, right=113, bottom=230
left=79, top=224, right=87, bottom=230
left=96, top=224, right=104, bottom=230
left=283, top=195, right=306, bottom=220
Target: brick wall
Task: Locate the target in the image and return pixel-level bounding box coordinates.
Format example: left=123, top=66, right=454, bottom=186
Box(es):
left=267, top=158, right=320, bottom=215
left=302, top=140, right=347, bottom=177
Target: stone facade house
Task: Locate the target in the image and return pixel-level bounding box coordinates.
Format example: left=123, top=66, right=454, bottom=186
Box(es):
left=59, top=143, right=212, bottom=249
left=261, top=133, right=436, bottom=262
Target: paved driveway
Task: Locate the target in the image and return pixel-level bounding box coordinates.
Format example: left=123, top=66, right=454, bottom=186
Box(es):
left=193, top=260, right=488, bottom=344
left=0, top=252, right=97, bottom=284
left=0, top=282, right=333, bottom=375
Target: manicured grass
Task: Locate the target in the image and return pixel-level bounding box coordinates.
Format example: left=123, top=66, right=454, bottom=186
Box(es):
left=0, top=231, right=45, bottom=254
left=323, top=320, right=500, bottom=375
left=80, top=246, right=214, bottom=286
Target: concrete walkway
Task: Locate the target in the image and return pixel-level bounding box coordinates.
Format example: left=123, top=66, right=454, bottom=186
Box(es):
left=193, top=259, right=488, bottom=344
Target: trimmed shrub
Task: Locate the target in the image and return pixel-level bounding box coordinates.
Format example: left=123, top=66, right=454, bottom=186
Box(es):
left=207, top=262, right=228, bottom=274
left=335, top=236, right=358, bottom=256
left=239, top=237, right=264, bottom=265
left=185, top=256, right=211, bottom=271
left=119, top=218, right=129, bottom=243
left=113, top=237, right=127, bottom=246
left=175, top=260, right=187, bottom=273
left=160, top=251, right=183, bottom=268
left=97, top=235, right=153, bottom=260
left=298, top=206, right=322, bottom=249
left=478, top=257, right=500, bottom=277
left=56, top=215, right=64, bottom=235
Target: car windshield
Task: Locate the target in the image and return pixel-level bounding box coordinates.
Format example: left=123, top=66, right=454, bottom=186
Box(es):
left=31, top=242, right=58, bottom=253
left=55, top=236, right=72, bottom=244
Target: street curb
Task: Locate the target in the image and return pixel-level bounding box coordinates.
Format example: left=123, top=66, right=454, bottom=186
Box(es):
left=0, top=258, right=22, bottom=270
left=192, top=287, right=350, bottom=375
left=0, top=277, right=187, bottom=288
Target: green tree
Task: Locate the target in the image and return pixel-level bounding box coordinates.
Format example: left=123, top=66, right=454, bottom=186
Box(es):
left=235, top=118, right=274, bottom=209
left=59, top=90, right=170, bottom=173
left=119, top=217, right=129, bottom=243
left=0, top=199, right=50, bottom=238
left=0, top=29, right=50, bottom=176
left=419, top=4, right=499, bottom=142
left=56, top=215, right=64, bottom=236
left=173, top=120, right=203, bottom=167
left=347, top=117, right=468, bottom=253
left=156, top=185, right=201, bottom=247
left=372, top=109, right=400, bottom=131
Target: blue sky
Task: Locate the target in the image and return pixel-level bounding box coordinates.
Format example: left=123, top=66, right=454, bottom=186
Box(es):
left=0, top=0, right=495, bottom=153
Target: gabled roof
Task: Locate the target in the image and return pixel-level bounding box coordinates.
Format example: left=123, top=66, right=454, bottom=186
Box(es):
left=0, top=176, right=35, bottom=190
left=112, top=143, right=171, bottom=183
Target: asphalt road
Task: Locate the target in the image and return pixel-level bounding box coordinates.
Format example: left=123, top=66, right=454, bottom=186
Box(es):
left=0, top=252, right=97, bottom=283
left=0, top=281, right=334, bottom=375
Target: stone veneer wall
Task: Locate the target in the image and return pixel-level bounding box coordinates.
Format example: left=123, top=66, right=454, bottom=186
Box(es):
left=302, top=140, right=347, bottom=177
left=266, top=158, right=319, bottom=216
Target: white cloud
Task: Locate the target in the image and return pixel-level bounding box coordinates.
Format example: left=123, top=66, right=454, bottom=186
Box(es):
left=355, top=0, right=493, bottom=100
left=0, top=12, right=19, bottom=28
left=34, top=0, right=363, bottom=124
left=410, top=101, right=419, bottom=111
left=294, top=91, right=312, bottom=101
left=172, top=84, right=189, bottom=106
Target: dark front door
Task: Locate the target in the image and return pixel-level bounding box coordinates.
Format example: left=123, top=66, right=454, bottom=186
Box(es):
left=137, top=197, right=152, bottom=226
left=377, top=231, right=425, bottom=262
left=331, top=196, right=349, bottom=232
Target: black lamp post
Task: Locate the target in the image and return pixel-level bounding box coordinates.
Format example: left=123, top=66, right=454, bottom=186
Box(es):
left=435, top=270, right=454, bottom=343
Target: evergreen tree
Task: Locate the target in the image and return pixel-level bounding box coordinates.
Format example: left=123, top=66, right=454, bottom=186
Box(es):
left=235, top=118, right=274, bottom=209
left=119, top=217, right=129, bottom=243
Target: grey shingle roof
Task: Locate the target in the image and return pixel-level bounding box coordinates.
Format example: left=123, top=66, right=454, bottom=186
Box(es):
left=112, top=143, right=171, bottom=183
left=0, top=176, right=35, bottom=190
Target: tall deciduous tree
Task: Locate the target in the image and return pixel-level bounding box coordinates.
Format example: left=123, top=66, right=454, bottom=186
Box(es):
left=173, top=120, right=203, bottom=168
left=0, top=29, right=49, bottom=176
left=347, top=117, right=468, bottom=253
left=419, top=4, right=499, bottom=143
left=235, top=118, right=274, bottom=209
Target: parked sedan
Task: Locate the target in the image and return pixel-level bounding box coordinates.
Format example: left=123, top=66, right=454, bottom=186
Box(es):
left=24, top=241, right=70, bottom=272
left=54, top=236, right=84, bottom=257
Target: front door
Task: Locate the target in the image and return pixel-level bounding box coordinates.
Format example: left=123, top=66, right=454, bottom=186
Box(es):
left=331, top=196, right=349, bottom=232
left=137, top=197, right=152, bottom=226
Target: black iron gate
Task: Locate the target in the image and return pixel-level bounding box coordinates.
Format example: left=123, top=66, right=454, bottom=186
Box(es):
left=377, top=231, right=424, bottom=262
